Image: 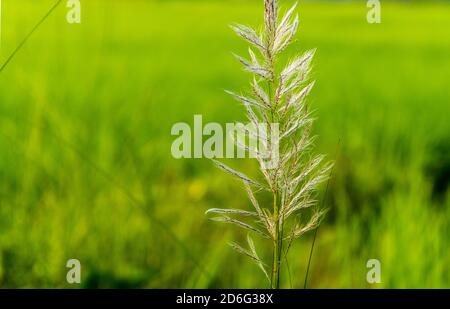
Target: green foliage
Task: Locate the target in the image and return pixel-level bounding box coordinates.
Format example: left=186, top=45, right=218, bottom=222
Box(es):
left=0, top=0, right=449, bottom=288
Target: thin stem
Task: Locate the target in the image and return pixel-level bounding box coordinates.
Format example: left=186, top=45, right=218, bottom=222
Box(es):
left=0, top=0, right=63, bottom=73
left=283, top=246, right=293, bottom=288
left=266, top=6, right=282, bottom=288
left=277, top=197, right=284, bottom=288
left=268, top=70, right=282, bottom=289
left=303, top=225, right=318, bottom=289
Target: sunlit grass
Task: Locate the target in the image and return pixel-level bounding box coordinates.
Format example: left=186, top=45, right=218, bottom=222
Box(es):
left=0, top=0, right=449, bottom=288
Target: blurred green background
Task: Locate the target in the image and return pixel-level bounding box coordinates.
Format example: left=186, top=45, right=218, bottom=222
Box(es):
left=0, top=0, right=449, bottom=288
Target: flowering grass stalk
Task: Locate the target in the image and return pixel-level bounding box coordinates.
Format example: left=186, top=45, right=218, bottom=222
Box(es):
left=207, top=0, right=332, bottom=289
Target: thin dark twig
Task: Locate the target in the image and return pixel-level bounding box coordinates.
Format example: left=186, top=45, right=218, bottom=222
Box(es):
left=0, top=0, right=63, bottom=73
left=304, top=138, right=341, bottom=289
left=282, top=246, right=293, bottom=288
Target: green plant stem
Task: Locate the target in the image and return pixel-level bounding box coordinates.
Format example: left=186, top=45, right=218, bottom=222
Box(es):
left=277, top=199, right=284, bottom=288
left=267, top=50, right=282, bottom=289
left=272, top=190, right=280, bottom=289
left=304, top=139, right=340, bottom=289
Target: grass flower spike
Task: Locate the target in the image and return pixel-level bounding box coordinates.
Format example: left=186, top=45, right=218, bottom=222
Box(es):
left=207, top=0, right=333, bottom=289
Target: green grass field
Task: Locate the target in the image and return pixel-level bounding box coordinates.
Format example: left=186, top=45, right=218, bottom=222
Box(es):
left=0, top=0, right=449, bottom=288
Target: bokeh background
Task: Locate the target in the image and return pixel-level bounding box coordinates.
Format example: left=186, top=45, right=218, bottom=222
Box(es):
left=0, top=0, right=449, bottom=288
